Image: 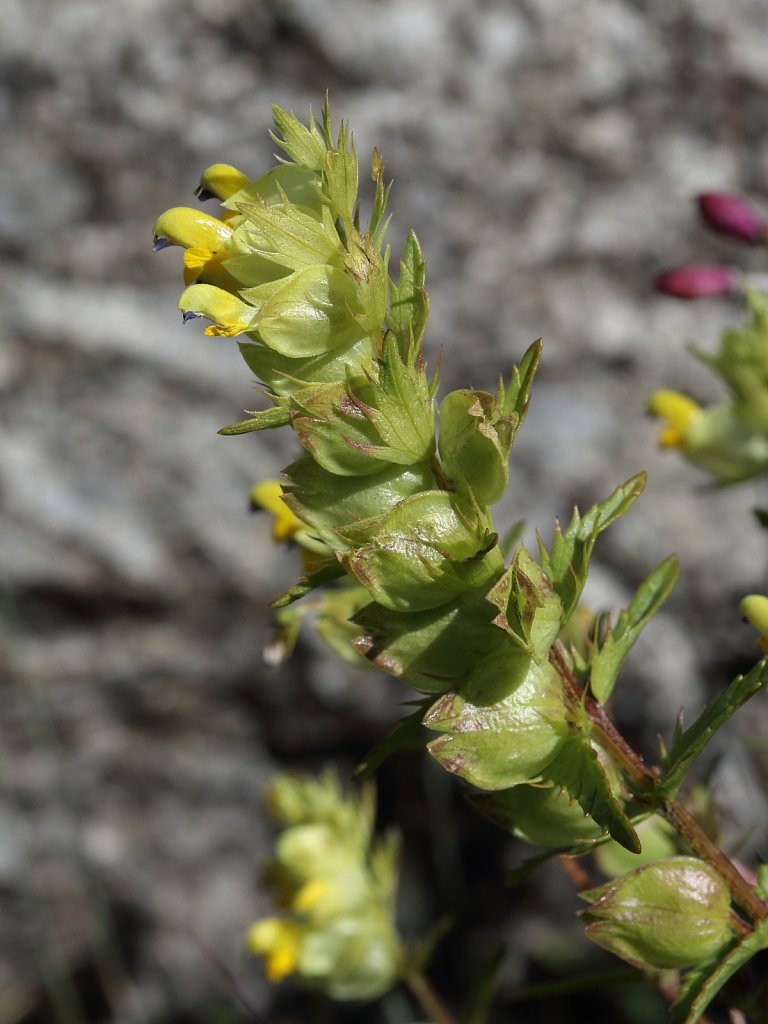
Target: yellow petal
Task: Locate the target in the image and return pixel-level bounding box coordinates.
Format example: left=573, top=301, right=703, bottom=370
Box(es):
left=197, top=163, right=251, bottom=201
left=648, top=390, right=701, bottom=449
left=179, top=283, right=255, bottom=338
left=250, top=481, right=305, bottom=543
left=153, top=207, right=232, bottom=251
left=246, top=917, right=301, bottom=982
left=182, top=246, right=225, bottom=286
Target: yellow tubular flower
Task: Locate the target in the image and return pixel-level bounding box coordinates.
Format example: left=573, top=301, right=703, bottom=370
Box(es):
left=196, top=163, right=251, bottom=202
left=740, top=595, right=768, bottom=653
left=153, top=207, right=232, bottom=251
left=251, top=481, right=305, bottom=543
left=647, top=389, right=702, bottom=449
left=246, top=918, right=302, bottom=982
left=178, top=283, right=255, bottom=337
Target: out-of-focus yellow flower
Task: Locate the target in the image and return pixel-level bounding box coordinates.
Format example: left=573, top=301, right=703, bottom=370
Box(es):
left=740, top=594, right=768, bottom=653
left=246, top=917, right=301, bottom=982
left=250, top=480, right=331, bottom=576
left=648, top=389, right=702, bottom=448
left=247, top=770, right=401, bottom=1001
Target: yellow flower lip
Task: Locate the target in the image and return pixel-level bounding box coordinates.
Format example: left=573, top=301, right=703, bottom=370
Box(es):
left=246, top=917, right=301, bottom=982
left=178, top=283, right=256, bottom=337
left=196, top=163, right=251, bottom=202
left=647, top=389, right=702, bottom=449
left=153, top=207, right=232, bottom=252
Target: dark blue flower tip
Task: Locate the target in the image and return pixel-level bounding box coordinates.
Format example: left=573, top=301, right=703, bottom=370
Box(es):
left=152, top=237, right=173, bottom=252
left=182, top=310, right=202, bottom=324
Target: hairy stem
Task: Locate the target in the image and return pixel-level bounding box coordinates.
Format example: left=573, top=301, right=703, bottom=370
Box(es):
left=550, top=643, right=768, bottom=924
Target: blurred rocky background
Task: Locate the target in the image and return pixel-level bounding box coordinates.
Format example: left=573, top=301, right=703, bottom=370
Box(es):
left=2, top=1, right=768, bottom=1021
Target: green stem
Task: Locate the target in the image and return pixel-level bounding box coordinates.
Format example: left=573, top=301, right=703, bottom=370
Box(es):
left=550, top=643, right=768, bottom=925
left=402, top=967, right=458, bottom=1024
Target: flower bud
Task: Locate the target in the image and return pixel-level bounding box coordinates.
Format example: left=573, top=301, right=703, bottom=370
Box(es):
left=656, top=265, right=738, bottom=299
left=740, top=593, right=768, bottom=653
left=698, top=192, right=765, bottom=244
left=580, top=857, right=733, bottom=969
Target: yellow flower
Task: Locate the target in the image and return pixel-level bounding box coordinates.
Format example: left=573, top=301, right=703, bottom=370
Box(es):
left=647, top=389, right=702, bottom=449
left=153, top=207, right=232, bottom=251
left=250, top=481, right=304, bottom=543
left=740, top=594, right=768, bottom=653
left=178, top=283, right=256, bottom=337
left=246, top=917, right=302, bottom=982
left=196, top=163, right=251, bottom=202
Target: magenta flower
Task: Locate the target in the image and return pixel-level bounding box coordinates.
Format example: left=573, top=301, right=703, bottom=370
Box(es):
left=697, top=193, right=765, bottom=244
left=656, top=265, right=738, bottom=299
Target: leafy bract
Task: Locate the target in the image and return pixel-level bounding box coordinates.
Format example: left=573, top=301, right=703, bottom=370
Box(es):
left=589, top=555, right=680, bottom=703
left=537, top=474, right=646, bottom=619
left=386, top=231, right=428, bottom=359
left=670, top=922, right=768, bottom=1024
left=661, top=657, right=768, bottom=796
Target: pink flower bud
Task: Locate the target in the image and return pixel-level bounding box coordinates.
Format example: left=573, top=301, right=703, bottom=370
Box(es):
left=656, top=265, right=738, bottom=299
left=697, top=192, right=765, bottom=244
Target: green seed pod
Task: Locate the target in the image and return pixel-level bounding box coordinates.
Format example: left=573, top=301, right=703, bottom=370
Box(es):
left=579, top=857, right=733, bottom=969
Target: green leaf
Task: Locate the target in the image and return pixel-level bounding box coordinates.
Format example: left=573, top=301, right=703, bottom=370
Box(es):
left=368, top=148, right=393, bottom=250
left=499, top=339, right=542, bottom=440
left=290, top=333, right=433, bottom=476
left=359, top=333, right=435, bottom=461
left=218, top=403, right=291, bottom=434
left=471, top=782, right=608, bottom=847
left=271, top=104, right=326, bottom=170
left=661, top=657, right=768, bottom=796
left=352, top=702, right=431, bottom=780
left=589, top=555, right=680, bottom=703
left=322, top=116, right=359, bottom=230
left=269, top=560, right=347, bottom=608
left=541, top=718, right=639, bottom=852
left=386, top=231, right=429, bottom=358
left=238, top=199, right=342, bottom=273
left=537, top=474, right=646, bottom=619
left=670, top=921, right=768, bottom=1024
